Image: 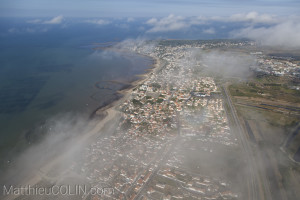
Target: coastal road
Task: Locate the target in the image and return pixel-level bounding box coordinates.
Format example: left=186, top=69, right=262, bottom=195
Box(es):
left=222, top=84, right=272, bottom=200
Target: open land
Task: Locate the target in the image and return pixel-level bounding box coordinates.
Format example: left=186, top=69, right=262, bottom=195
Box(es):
left=227, top=45, right=300, bottom=200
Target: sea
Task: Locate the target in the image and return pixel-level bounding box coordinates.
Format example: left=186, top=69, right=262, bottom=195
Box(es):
left=0, top=18, right=153, bottom=166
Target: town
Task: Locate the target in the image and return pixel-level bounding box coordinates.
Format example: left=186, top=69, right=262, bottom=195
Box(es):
left=70, top=41, right=244, bottom=200
left=9, top=40, right=300, bottom=200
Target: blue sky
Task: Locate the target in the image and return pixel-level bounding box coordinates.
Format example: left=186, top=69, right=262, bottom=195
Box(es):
left=1, top=0, right=299, bottom=17
left=1, top=0, right=300, bottom=48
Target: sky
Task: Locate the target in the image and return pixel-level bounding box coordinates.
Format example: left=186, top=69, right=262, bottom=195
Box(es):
left=0, top=0, right=299, bottom=18
left=1, top=0, right=300, bottom=48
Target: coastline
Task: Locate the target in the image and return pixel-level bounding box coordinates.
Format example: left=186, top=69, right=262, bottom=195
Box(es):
left=90, top=53, right=159, bottom=118
left=1, top=52, right=160, bottom=200
left=0, top=45, right=153, bottom=170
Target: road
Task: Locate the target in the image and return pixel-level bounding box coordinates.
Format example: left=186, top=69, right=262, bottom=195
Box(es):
left=222, top=84, right=272, bottom=200
left=134, top=110, right=182, bottom=200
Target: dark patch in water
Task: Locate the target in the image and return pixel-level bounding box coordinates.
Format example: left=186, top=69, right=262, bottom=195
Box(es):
left=34, top=94, right=64, bottom=110
left=95, top=80, right=130, bottom=91
left=36, top=64, right=73, bottom=73
left=90, top=93, right=123, bottom=119
left=0, top=76, right=48, bottom=113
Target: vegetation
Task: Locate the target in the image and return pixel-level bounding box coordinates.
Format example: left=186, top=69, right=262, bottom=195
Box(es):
left=229, top=76, right=300, bottom=103
left=157, top=98, right=164, bottom=103
left=132, top=99, right=143, bottom=106
left=147, top=100, right=154, bottom=105
left=151, top=83, right=161, bottom=88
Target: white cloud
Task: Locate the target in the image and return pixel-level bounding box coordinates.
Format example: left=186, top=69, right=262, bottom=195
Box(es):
left=144, top=12, right=300, bottom=49
left=177, top=12, right=276, bottom=24
left=26, top=16, right=64, bottom=25
left=84, top=19, right=110, bottom=25
left=146, top=14, right=189, bottom=33
left=203, top=28, right=215, bottom=34
left=145, top=12, right=275, bottom=33
left=127, top=17, right=135, bottom=22
left=189, top=16, right=207, bottom=25
left=232, top=20, right=300, bottom=48
left=147, top=18, right=158, bottom=24
left=228, top=12, right=276, bottom=24
left=43, top=15, right=64, bottom=24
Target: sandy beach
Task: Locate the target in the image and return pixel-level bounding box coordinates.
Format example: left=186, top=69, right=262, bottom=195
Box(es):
left=2, top=54, right=160, bottom=200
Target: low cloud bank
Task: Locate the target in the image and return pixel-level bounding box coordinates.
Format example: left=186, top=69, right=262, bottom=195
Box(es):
left=144, top=12, right=300, bottom=49
left=19, top=12, right=300, bottom=49
left=232, top=20, right=300, bottom=49
left=0, top=113, right=95, bottom=187
left=145, top=12, right=276, bottom=33
left=199, top=50, right=255, bottom=78
left=227, top=12, right=276, bottom=24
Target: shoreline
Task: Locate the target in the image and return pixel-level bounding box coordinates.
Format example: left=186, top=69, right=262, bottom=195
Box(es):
left=90, top=53, right=159, bottom=119
left=0, top=48, right=153, bottom=170
left=1, top=51, right=161, bottom=200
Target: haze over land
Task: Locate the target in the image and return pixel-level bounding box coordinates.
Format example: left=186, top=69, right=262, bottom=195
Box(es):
left=0, top=0, right=300, bottom=200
